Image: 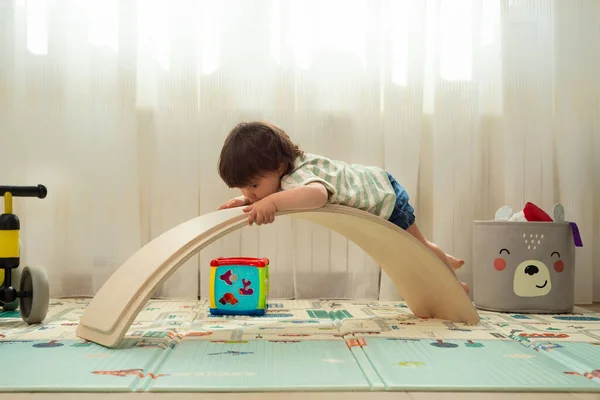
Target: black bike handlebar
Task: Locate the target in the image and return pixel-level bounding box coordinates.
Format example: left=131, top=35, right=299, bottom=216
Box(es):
left=0, top=185, right=47, bottom=199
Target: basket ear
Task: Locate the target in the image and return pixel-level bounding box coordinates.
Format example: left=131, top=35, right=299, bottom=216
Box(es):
left=494, top=205, right=513, bottom=221
left=553, top=203, right=565, bottom=222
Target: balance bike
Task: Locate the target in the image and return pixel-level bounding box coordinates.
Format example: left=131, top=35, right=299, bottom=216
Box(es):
left=0, top=185, right=50, bottom=323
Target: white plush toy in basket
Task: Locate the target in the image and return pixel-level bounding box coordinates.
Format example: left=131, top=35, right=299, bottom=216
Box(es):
left=472, top=202, right=583, bottom=314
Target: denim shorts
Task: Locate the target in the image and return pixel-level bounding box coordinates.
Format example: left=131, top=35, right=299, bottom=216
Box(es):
left=386, top=173, right=415, bottom=230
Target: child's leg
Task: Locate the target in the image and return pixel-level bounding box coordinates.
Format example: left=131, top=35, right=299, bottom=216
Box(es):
left=405, top=223, right=456, bottom=272
left=405, top=223, right=469, bottom=294
left=384, top=172, right=468, bottom=294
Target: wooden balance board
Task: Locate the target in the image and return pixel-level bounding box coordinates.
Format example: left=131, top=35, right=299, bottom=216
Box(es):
left=76, top=205, right=480, bottom=348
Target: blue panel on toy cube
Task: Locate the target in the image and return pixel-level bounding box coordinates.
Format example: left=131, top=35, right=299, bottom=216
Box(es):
left=209, top=257, right=269, bottom=316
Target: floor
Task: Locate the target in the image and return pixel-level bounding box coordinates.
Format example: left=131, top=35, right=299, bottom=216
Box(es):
left=410, top=303, right=600, bottom=400
left=1, top=392, right=599, bottom=399
left=583, top=303, right=600, bottom=313
left=1, top=301, right=599, bottom=399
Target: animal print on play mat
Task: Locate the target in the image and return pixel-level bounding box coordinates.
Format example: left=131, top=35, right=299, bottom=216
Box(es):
left=0, top=299, right=599, bottom=392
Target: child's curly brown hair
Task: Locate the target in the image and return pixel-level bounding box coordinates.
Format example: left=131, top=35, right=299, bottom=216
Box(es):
left=218, top=121, right=304, bottom=188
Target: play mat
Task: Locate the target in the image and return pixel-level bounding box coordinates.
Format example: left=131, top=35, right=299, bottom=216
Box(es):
left=1, top=298, right=599, bottom=393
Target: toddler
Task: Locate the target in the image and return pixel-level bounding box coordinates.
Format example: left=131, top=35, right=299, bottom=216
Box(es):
left=217, top=121, right=469, bottom=294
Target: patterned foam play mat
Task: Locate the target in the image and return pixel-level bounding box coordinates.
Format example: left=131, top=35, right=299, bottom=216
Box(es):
left=1, top=298, right=600, bottom=393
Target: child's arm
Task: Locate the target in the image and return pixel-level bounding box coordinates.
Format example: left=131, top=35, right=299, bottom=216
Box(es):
left=270, top=182, right=329, bottom=211
left=242, top=182, right=328, bottom=225
left=253, top=182, right=328, bottom=212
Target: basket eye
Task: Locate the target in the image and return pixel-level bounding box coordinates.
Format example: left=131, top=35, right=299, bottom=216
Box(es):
left=499, top=248, right=510, bottom=255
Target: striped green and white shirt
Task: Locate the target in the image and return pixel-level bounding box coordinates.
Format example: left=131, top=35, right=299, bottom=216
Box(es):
left=280, top=153, right=397, bottom=219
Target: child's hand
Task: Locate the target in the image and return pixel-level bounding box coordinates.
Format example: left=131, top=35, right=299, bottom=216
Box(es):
left=218, top=196, right=248, bottom=210
left=243, top=198, right=277, bottom=225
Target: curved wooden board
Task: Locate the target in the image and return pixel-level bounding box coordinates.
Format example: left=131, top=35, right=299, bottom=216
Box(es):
left=76, top=205, right=479, bottom=348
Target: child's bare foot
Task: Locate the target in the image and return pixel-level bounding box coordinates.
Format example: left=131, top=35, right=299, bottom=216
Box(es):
left=460, top=281, right=470, bottom=295
left=447, top=255, right=465, bottom=269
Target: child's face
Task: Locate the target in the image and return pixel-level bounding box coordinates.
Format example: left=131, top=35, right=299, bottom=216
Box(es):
left=239, top=170, right=281, bottom=203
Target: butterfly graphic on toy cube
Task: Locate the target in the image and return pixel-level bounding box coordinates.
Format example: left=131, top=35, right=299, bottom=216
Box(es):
left=209, top=257, right=270, bottom=316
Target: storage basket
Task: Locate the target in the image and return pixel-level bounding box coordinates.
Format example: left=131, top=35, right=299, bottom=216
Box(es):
left=472, top=221, right=576, bottom=313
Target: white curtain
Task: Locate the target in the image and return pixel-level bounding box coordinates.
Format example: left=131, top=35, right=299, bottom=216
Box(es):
left=1, top=0, right=598, bottom=304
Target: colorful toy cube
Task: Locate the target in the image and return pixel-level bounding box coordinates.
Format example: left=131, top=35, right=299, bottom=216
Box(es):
left=209, top=257, right=269, bottom=316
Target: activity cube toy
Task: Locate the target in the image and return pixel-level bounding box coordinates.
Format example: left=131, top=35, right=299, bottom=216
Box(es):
left=209, top=257, right=269, bottom=316
left=472, top=220, right=581, bottom=314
